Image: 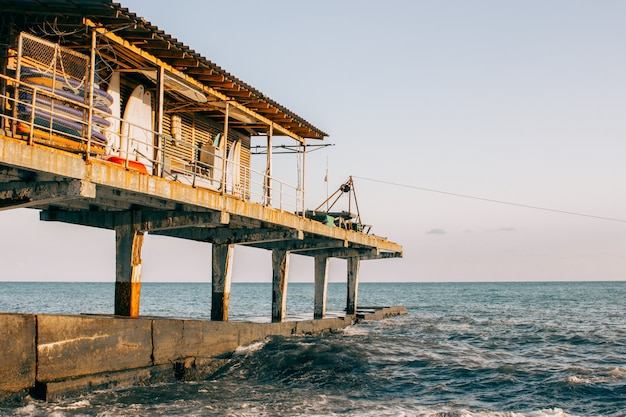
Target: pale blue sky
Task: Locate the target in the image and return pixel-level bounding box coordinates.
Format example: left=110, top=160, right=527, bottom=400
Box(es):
left=2, top=1, right=625, bottom=282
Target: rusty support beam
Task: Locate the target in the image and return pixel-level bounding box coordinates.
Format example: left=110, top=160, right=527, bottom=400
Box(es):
left=151, top=227, right=302, bottom=245
left=296, top=247, right=378, bottom=259
left=254, top=237, right=346, bottom=252
left=40, top=210, right=229, bottom=231
left=0, top=180, right=95, bottom=210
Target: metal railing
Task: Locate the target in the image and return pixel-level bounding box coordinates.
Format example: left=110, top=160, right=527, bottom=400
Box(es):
left=0, top=72, right=304, bottom=213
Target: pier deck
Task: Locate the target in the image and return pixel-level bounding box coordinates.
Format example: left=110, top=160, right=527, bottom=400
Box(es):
left=0, top=0, right=402, bottom=323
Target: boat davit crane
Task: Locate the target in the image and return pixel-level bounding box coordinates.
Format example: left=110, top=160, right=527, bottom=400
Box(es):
left=301, top=176, right=371, bottom=233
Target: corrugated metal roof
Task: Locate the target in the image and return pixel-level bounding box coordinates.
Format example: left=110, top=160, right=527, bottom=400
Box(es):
left=0, top=0, right=328, bottom=140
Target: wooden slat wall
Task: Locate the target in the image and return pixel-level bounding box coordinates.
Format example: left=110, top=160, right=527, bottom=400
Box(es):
left=162, top=109, right=251, bottom=197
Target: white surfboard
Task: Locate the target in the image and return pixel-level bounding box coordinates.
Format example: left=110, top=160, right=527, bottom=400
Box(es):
left=121, top=85, right=153, bottom=173
left=211, top=133, right=225, bottom=188
left=226, top=139, right=241, bottom=195
left=106, top=71, right=121, bottom=155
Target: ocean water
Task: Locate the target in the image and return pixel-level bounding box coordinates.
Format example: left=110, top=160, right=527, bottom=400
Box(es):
left=0, top=281, right=625, bottom=417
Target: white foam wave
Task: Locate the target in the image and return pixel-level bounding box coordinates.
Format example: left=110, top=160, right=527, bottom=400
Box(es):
left=234, top=338, right=268, bottom=354
left=0, top=398, right=584, bottom=417
left=12, top=404, right=37, bottom=416
left=287, top=405, right=579, bottom=417
left=567, top=366, right=626, bottom=385
left=341, top=325, right=370, bottom=336
left=52, top=399, right=91, bottom=410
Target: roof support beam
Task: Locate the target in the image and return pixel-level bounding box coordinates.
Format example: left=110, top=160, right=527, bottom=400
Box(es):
left=85, top=20, right=305, bottom=143
left=0, top=179, right=95, bottom=210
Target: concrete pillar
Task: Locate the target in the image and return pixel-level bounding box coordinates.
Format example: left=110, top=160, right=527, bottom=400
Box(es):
left=115, top=225, right=144, bottom=317
left=211, top=243, right=234, bottom=321
left=346, top=257, right=360, bottom=315
left=271, top=249, right=290, bottom=323
left=314, top=255, right=329, bottom=319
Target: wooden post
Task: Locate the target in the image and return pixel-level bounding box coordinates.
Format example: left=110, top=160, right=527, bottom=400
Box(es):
left=220, top=102, right=229, bottom=194
left=264, top=125, right=273, bottom=206
left=301, top=141, right=306, bottom=215
left=314, top=255, right=329, bottom=319
left=271, top=249, right=290, bottom=323
left=156, top=66, right=165, bottom=177
left=114, top=224, right=144, bottom=317
left=85, top=28, right=97, bottom=159
left=346, top=257, right=360, bottom=315
left=211, top=243, right=234, bottom=321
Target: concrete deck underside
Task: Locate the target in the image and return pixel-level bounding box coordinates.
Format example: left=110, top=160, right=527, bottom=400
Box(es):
left=0, top=135, right=402, bottom=254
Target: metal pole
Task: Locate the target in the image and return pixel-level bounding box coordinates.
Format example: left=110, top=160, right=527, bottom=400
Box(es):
left=265, top=124, right=273, bottom=206
left=27, top=88, right=36, bottom=143
left=12, top=33, right=23, bottom=137
left=221, top=102, right=229, bottom=195
left=301, top=141, right=307, bottom=216
left=156, top=67, right=164, bottom=177
left=192, top=113, right=197, bottom=187
left=86, top=29, right=97, bottom=159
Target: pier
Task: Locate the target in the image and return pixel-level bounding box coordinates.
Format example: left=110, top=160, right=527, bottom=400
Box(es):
left=0, top=0, right=403, bottom=401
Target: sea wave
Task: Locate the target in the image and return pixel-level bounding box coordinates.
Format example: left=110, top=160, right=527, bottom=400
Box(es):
left=1, top=281, right=625, bottom=416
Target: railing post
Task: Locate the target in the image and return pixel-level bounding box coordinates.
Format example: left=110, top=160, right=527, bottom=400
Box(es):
left=160, top=134, right=167, bottom=178
left=156, top=67, right=165, bottom=176
left=27, top=88, right=36, bottom=145
left=221, top=102, right=229, bottom=195
left=301, top=142, right=306, bottom=217
left=12, top=33, right=24, bottom=138
left=192, top=158, right=198, bottom=187
left=123, top=122, right=130, bottom=170
left=85, top=28, right=97, bottom=160
left=264, top=124, right=273, bottom=206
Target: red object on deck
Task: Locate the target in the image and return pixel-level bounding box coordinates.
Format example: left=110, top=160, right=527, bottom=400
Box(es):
left=106, top=156, right=149, bottom=174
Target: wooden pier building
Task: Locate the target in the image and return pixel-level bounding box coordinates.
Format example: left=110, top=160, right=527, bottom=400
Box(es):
left=0, top=0, right=402, bottom=322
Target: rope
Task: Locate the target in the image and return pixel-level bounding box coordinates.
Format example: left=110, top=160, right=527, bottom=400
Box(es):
left=352, top=176, right=626, bottom=224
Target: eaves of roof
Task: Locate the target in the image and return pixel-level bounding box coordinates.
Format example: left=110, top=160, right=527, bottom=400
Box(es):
left=0, top=0, right=328, bottom=140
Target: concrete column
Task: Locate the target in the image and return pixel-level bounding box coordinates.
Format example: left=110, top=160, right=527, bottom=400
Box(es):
left=314, top=255, right=329, bottom=319
left=346, top=257, right=360, bottom=315
left=211, top=243, right=234, bottom=321
left=271, top=249, right=290, bottom=323
left=115, top=225, right=144, bottom=317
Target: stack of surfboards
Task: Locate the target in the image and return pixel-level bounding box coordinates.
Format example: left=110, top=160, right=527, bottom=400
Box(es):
left=18, top=66, right=113, bottom=145
left=105, top=72, right=154, bottom=174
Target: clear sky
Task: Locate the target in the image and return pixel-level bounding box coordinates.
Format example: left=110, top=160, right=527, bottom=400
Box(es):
left=1, top=0, right=625, bottom=282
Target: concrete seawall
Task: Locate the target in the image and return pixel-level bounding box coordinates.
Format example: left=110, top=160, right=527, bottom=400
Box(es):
left=0, top=306, right=407, bottom=402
